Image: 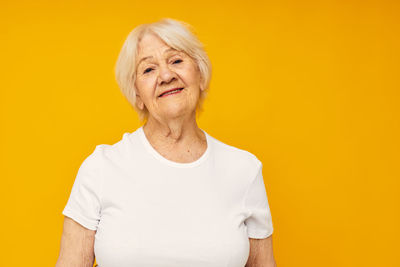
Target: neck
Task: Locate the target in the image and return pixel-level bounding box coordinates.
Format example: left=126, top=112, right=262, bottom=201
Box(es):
left=142, top=111, right=205, bottom=149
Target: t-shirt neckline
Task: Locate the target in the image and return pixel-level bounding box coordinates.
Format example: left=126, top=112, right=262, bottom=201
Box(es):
left=137, top=126, right=211, bottom=168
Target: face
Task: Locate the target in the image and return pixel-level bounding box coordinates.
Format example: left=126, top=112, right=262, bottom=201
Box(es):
left=134, top=32, right=203, bottom=120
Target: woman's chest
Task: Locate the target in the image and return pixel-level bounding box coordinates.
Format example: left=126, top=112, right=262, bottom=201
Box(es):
left=94, top=168, right=251, bottom=267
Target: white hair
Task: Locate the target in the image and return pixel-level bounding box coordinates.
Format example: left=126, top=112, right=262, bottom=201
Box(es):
left=114, top=18, right=212, bottom=122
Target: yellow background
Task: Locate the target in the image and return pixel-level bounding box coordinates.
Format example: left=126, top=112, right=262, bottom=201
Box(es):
left=1, top=0, right=399, bottom=266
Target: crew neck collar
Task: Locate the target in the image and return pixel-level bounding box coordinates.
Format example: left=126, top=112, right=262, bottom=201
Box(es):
left=137, top=126, right=211, bottom=168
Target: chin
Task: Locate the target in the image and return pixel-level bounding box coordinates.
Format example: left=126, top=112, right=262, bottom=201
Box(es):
left=164, top=105, right=196, bottom=118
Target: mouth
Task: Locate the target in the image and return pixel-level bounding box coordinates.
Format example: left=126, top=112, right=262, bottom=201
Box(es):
left=158, top=87, right=184, bottom=98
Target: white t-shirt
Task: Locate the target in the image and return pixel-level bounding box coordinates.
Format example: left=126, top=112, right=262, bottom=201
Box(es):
left=62, top=126, right=273, bottom=267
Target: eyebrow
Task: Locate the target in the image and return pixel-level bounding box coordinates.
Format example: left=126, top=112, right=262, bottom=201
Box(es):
left=137, top=48, right=179, bottom=68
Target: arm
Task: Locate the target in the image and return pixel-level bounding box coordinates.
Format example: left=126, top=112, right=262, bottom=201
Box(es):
left=55, top=216, right=96, bottom=267
left=246, top=234, right=277, bottom=267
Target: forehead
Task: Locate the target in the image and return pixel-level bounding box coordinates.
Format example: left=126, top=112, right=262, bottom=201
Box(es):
left=137, top=33, right=174, bottom=56
left=135, top=33, right=189, bottom=70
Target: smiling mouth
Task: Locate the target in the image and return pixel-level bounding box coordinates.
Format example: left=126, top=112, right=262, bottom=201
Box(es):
left=158, top=88, right=184, bottom=97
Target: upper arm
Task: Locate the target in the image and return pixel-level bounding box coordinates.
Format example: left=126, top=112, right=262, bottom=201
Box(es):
left=244, top=161, right=274, bottom=239
left=57, top=146, right=104, bottom=266
left=62, top=146, right=104, bottom=231
left=55, top=216, right=96, bottom=267
left=246, top=234, right=277, bottom=267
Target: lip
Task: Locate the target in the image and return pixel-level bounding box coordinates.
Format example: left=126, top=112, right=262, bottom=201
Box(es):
left=158, top=87, right=184, bottom=97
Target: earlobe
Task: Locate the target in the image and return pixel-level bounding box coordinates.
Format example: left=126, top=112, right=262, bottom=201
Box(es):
left=136, top=94, right=144, bottom=110
left=200, top=79, right=205, bottom=92
left=138, top=100, right=144, bottom=110
left=134, top=85, right=144, bottom=110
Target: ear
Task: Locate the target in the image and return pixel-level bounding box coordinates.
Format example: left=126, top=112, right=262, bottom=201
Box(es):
left=135, top=92, right=145, bottom=110
left=198, top=72, right=204, bottom=92
left=195, top=61, right=205, bottom=92
left=200, top=78, right=205, bottom=92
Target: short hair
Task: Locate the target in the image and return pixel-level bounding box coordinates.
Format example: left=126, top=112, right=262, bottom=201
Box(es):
left=114, top=18, right=212, bottom=122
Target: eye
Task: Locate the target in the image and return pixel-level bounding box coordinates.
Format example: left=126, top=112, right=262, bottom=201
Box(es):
left=143, top=67, right=153, bottom=74
left=173, top=59, right=183, bottom=64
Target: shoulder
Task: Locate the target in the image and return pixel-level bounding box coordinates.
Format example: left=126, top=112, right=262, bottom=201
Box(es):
left=86, top=131, right=136, bottom=169
left=207, top=133, right=262, bottom=170
left=89, top=131, right=132, bottom=155
left=76, top=144, right=108, bottom=174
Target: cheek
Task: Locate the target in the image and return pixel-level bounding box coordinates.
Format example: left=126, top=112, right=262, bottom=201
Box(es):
left=182, top=65, right=201, bottom=86
left=136, top=77, right=155, bottom=95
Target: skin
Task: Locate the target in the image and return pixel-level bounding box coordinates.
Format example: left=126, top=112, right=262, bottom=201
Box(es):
left=134, top=32, right=207, bottom=162
left=247, top=236, right=277, bottom=267
left=55, top=217, right=95, bottom=267
left=56, top=32, right=277, bottom=267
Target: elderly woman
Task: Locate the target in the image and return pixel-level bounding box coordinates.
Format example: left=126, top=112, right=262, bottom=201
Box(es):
left=56, top=18, right=276, bottom=267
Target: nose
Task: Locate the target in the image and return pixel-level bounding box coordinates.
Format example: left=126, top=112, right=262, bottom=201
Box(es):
left=157, top=62, right=177, bottom=86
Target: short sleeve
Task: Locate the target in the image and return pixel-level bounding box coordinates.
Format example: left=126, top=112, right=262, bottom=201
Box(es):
left=244, top=161, right=274, bottom=239
left=62, top=145, right=105, bottom=231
